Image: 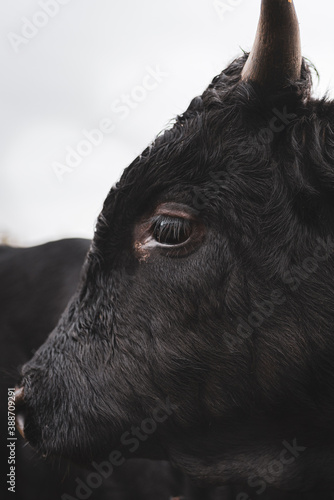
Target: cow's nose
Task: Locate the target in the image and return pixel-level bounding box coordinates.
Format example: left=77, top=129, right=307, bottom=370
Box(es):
left=15, top=387, right=26, bottom=438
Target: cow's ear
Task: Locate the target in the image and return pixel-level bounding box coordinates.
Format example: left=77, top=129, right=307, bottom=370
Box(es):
left=241, top=0, right=302, bottom=88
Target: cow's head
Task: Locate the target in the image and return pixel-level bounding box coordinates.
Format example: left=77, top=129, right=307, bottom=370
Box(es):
left=17, top=0, right=334, bottom=490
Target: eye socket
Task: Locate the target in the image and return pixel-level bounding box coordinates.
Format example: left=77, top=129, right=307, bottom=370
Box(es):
left=151, top=216, right=192, bottom=246
left=134, top=202, right=205, bottom=260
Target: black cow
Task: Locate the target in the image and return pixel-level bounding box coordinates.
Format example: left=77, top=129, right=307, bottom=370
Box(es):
left=1, top=239, right=89, bottom=499
left=15, top=0, right=334, bottom=498
left=1, top=239, right=204, bottom=499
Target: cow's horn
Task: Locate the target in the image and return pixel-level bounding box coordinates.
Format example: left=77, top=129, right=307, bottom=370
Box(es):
left=241, top=0, right=302, bottom=87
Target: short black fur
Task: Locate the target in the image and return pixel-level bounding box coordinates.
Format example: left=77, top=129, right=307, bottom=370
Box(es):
left=18, top=53, right=334, bottom=498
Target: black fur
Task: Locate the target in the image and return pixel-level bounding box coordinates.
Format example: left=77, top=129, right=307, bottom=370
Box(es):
left=1, top=239, right=203, bottom=499
left=1, top=239, right=90, bottom=499
left=18, top=53, right=334, bottom=498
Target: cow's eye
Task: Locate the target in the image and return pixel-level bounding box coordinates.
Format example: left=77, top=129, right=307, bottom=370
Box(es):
left=152, top=216, right=192, bottom=246
left=134, top=202, right=205, bottom=259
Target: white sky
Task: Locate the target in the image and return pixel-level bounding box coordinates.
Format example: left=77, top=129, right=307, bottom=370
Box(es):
left=1, top=0, right=334, bottom=246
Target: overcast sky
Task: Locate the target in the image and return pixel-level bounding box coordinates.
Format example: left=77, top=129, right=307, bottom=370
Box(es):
left=1, top=0, right=334, bottom=246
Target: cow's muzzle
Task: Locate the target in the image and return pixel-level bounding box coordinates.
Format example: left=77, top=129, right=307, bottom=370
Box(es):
left=15, top=386, right=26, bottom=439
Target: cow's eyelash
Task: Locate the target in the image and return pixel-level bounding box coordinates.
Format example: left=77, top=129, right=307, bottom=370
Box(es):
left=150, top=216, right=192, bottom=246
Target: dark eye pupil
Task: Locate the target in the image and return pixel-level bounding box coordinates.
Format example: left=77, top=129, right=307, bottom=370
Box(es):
left=153, top=217, right=192, bottom=245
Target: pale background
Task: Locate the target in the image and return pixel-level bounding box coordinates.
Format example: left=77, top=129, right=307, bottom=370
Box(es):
left=0, top=0, right=333, bottom=246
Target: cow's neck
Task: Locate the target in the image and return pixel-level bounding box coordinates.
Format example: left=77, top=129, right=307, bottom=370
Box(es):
left=166, top=420, right=334, bottom=494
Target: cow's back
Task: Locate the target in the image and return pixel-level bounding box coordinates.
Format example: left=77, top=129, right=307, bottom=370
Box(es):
left=0, top=238, right=90, bottom=370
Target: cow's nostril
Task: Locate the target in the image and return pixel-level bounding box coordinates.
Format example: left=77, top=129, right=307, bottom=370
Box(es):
left=15, top=386, right=24, bottom=407
left=15, top=387, right=26, bottom=439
